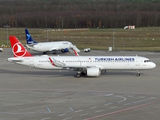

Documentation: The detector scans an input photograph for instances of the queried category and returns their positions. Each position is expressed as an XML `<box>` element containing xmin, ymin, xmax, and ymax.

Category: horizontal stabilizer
<box><xmin>8</xmin><ymin>57</ymin><xmax>23</xmax><ymax>62</ymax></box>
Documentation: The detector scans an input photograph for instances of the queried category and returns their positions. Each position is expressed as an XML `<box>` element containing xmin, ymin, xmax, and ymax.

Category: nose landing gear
<box><xmin>136</xmin><ymin>70</ymin><xmax>140</xmax><ymax>77</ymax></box>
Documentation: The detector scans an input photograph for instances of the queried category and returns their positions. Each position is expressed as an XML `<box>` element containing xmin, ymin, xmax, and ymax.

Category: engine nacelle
<box><xmin>61</xmin><ymin>48</ymin><xmax>69</xmax><ymax>53</ymax></box>
<box><xmin>87</xmin><ymin>67</ymin><xmax>101</xmax><ymax>77</ymax></box>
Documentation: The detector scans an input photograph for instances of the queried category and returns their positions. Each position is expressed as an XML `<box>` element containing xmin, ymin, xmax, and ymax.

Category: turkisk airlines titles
<box><xmin>25</xmin><ymin>28</ymin><xmax>80</xmax><ymax>54</ymax></box>
<box><xmin>8</xmin><ymin>36</ymin><xmax>156</xmax><ymax>78</ymax></box>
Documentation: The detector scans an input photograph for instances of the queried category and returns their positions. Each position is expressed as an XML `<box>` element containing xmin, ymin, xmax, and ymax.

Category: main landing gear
<box><xmin>76</xmin><ymin>71</ymin><xmax>86</xmax><ymax>78</ymax></box>
<box><xmin>61</xmin><ymin>49</ymin><xmax>65</xmax><ymax>53</ymax></box>
<box><xmin>76</xmin><ymin>73</ymin><xmax>81</xmax><ymax>78</ymax></box>
<box><xmin>43</xmin><ymin>52</ymin><xmax>47</xmax><ymax>54</ymax></box>
<box><xmin>136</xmin><ymin>70</ymin><xmax>140</xmax><ymax>77</ymax></box>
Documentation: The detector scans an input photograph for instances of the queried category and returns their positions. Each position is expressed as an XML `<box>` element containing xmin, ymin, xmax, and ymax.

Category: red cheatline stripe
<box><xmin>85</xmin><ymin>100</ymin><xmax>160</xmax><ymax>120</ymax></box>
<box><xmin>49</xmin><ymin>57</ymin><xmax>55</xmax><ymax>66</ymax></box>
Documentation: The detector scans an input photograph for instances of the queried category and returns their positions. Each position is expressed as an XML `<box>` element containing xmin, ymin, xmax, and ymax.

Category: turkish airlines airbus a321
<box><xmin>8</xmin><ymin>36</ymin><xmax>156</xmax><ymax>78</ymax></box>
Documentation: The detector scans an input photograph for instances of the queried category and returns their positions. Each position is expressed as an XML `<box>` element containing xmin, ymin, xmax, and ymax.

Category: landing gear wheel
<box><xmin>136</xmin><ymin>70</ymin><xmax>140</xmax><ymax>77</ymax></box>
<box><xmin>76</xmin><ymin>73</ymin><xmax>81</xmax><ymax>78</ymax></box>
<box><xmin>43</xmin><ymin>52</ymin><xmax>47</xmax><ymax>54</ymax></box>
<box><xmin>61</xmin><ymin>49</ymin><xmax>65</xmax><ymax>53</ymax></box>
<box><xmin>136</xmin><ymin>73</ymin><xmax>140</xmax><ymax>77</ymax></box>
<box><xmin>53</xmin><ymin>51</ymin><xmax>56</xmax><ymax>54</ymax></box>
<box><xmin>81</xmin><ymin>72</ymin><xmax>86</xmax><ymax>76</ymax></box>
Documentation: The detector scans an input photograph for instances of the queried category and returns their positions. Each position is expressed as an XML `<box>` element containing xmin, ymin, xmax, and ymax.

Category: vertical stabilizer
<box><xmin>9</xmin><ymin>36</ymin><xmax>32</xmax><ymax>57</ymax></box>
<box><xmin>25</xmin><ymin>28</ymin><xmax>37</xmax><ymax>44</ymax></box>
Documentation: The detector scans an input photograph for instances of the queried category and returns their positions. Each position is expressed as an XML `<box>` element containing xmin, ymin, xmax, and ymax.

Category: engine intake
<box><xmin>61</xmin><ymin>48</ymin><xmax>69</xmax><ymax>53</ymax></box>
<box><xmin>87</xmin><ymin>67</ymin><xmax>101</xmax><ymax>77</ymax></box>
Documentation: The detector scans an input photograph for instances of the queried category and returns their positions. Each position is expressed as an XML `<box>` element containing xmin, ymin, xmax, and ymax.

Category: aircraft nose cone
<box><xmin>151</xmin><ymin>62</ymin><xmax>156</xmax><ymax>68</ymax></box>
<box><xmin>153</xmin><ymin>62</ymin><xmax>156</xmax><ymax>68</ymax></box>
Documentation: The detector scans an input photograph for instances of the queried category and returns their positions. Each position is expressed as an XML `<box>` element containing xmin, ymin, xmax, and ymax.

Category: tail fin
<box><xmin>74</xmin><ymin>49</ymin><xmax>79</xmax><ymax>56</ymax></box>
<box><xmin>9</xmin><ymin>36</ymin><xmax>32</xmax><ymax>57</ymax></box>
<box><xmin>25</xmin><ymin>28</ymin><xmax>37</xmax><ymax>44</ymax></box>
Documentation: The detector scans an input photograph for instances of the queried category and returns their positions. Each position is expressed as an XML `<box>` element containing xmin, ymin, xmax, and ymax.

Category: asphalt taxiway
<box><xmin>0</xmin><ymin>48</ymin><xmax>160</xmax><ymax>120</ymax></box>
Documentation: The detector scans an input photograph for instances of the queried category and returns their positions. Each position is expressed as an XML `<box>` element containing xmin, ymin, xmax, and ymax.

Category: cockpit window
<box><xmin>144</xmin><ymin>60</ymin><xmax>151</xmax><ymax>62</ymax></box>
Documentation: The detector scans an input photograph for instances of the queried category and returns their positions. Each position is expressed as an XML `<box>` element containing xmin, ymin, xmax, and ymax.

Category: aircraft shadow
<box><xmin>0</xmin><ymin>69</ymin><xmax>144</xmax><ymax>78</ymax></box>
<box><xmin>0</xmin><ymin>68</ymin><xmax>76</xmax><ymax>77</ymax></box>
<box><xmin>102</xmin><ymin>71</ymin><xmax>144</xmax><ymax>76</ymax></box>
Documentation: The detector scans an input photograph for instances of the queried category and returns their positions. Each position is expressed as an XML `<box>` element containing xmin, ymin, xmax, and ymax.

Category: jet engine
<box><xmin>87</xmin><ymin>67</ymin><xmax>101</xmax><ymax>77</ymax></box>
<box><xmin>61</xmin><ymin>48</ymin><xmax>69</xmax><ymax>53</ymax></box>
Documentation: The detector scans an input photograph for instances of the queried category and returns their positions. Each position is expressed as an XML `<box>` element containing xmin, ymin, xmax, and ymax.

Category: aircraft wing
<box><xmin>26</xmin><ymin>44</ymin><xmax>34</xmax><ymax>46</ymax></box>
<box><xmin>49</xmin><ymin>57</ymin><xmax>98</xmax><ymax>70</ymax></box>
<box><xmin>74</xmin><ymin>49</ymin><xmax>79</xmax><ymax>56</ymax></box>
<box><xmin>63</xmin><ymin>66</ymin><xmax>87</xmax><ymax>69</ymax></box>
<box><xmin>62</xmin><ymin>64</ymin><xmax>104</xmax><ymax>71</ymax></box>
<box><xmin>62</xmin><ymin>66</ymin><xmax>97</xmax><ymax>71</ymax></box>
<box><xmin>49</xmin><ymin>48</ymin><xmax>59</xmax><ymax>51</ymax></box>
<box><xmin>8</xmin><ymin>58</ymin><xmax>23</xmax><ymax>62</ymax></box>
<box><xmin>70</xmin><ymin>45</ymin><xmax>80</xmax><ymax>52</ymax></box>
<box><xmin>49</xmin><ymin>57</ymin><xmax>65</xmax><ymax>67</ymax></box>
<box><xmin>26</xmin><ymin>44</ymin><xmax>35</xmax><ymax>49</ymax></box>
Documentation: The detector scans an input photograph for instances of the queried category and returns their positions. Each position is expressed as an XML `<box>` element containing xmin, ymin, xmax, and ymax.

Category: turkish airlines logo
<box><xmin>12</xmin><ymin>42</ymin><xmax>26</xmax><ymax>57</ymax></box>
<box><xmin>26</xmin><ymin>34</ymin><xmax>31</xmax><ymax>40</ymax></box>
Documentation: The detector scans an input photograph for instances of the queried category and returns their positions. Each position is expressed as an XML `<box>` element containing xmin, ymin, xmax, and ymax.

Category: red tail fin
<box><xmin>9</xmin><ymin>36</ymin><xmax>32</xmax><ymax>57</ymax></box>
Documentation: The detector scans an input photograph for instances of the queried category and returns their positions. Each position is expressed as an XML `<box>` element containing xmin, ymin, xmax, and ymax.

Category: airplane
<box><xmin>8</xmin><ymin>36</ymin><xmax>156</xmax><ymax>78</ymax></box>
<box><xmin>25</xmin><ymin>28</ymin><xmax>80</xmax><ymax>54</ymax></box>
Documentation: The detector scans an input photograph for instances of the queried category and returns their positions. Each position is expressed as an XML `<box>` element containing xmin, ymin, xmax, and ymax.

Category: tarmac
<box><xmin>0</xmin><ymin>48</ymin><xmax>160</xmax><ymax>120</ymax></box>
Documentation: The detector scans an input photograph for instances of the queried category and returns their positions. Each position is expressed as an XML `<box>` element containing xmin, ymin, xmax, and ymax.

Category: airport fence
<box><xmin>0</xmin><ymin>28</ymin><xmax>160</xmax><ymax>51</ymax></box>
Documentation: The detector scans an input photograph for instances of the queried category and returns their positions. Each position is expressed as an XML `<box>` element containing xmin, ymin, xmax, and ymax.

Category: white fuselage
<box><xmin>26</xmin><ymin>41</ymin><xmax>72</xmax><ymax>52</ymax></box>
<box><xmin>8</xmin><ymin>56</ymin><xmax>156</xmax><ymax>70</ymax></box>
